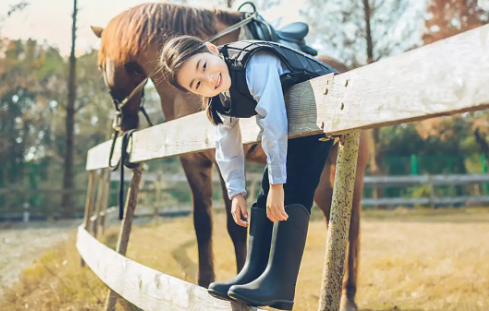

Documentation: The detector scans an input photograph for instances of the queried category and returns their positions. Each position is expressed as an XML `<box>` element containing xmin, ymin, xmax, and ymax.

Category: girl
<box><xmin>160</xmin><ymin>35</ymin><xmax>336</xmax><ymax>310</ymax></box>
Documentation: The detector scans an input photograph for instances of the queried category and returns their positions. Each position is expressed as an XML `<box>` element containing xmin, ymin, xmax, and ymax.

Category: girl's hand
<box><xmin>231</xmin><ymin>193</ymin><xmax>248</xmax><ymax>227</ymax></box>
<box><xmin>266</xmin><ymin>184</ymin><xmax>288</xmax><ymax>222</ymax></box>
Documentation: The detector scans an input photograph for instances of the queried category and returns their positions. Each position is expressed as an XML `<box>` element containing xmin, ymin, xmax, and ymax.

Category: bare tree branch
<box><xmin>7</xmin><ymin>1</ymin><xmax>30</xmax><ymax>17</ymax></box>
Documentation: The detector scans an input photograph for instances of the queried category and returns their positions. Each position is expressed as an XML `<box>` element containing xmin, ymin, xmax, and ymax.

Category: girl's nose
<box><xmin>205</xmin><ymin>73</ymin><xmax>215</xmax><ymax>85</ymax></box>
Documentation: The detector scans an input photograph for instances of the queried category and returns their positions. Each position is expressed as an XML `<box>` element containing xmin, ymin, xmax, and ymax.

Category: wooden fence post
<box><xmin>81</xmin><ymin>170</ymin><xmax>99</xmax><ymax>267</ymax></box>
<box><xmin>428</xmin><ymin>174</ymin><xmax>435</xmax><ymax>209</ymax></box>
<box><xmin>153</xmin><ymin>170</ymin><xmax>163</xmax><ymax>222</ymax></box>
<box><xmin>100</xmin><ymin>169</ymin><xmax>111</xmax><ymax>235</ymax></box>
<box><xmin>104</xmin><ymin>165</ymin><xmax>143</xmax><ymax>311</ymax></box>
<box><xmin>318</xmin><ymin>131</ymin><xmax>360</xmax><ymax>311</ymax></box>
<box><xmin>92</xmin><ymin>169</ymin><xmax>106</xmax><ymax>238</ymax></box>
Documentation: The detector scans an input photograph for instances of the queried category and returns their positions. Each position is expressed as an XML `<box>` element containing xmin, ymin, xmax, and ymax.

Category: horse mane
<box><xmin>98</xmin><ymin>2</ymin><xmax>243</xmax><ymax>67</ymax></box>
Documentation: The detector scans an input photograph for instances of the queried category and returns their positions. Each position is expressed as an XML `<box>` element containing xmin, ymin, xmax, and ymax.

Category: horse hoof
<box><xmin>340</xmin><ymin>296</ymin><xmax>358</xmax><ymax>311</ymax></box>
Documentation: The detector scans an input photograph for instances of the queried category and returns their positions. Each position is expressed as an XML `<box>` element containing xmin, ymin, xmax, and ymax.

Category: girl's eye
<box><xmin>203</xmin><ymin>63</ymin><xmax>207</xmax><ymax>71</ymax></box>
<box><xmin>196</xmin><ymin>81</ymin><xmax>201</xmax><ymax>89</ymax></box>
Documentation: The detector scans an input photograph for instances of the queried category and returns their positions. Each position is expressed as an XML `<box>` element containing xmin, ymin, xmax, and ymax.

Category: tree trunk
<box><xmin>475</xmin><ymin>129</ymin><xmax>489</xmax><ymax>158</ymax></box>
<box><xmin>363</xmin><ymin>0</ymin><xmax>374</xmax><ymax>64</ymax></box>
<box><xmin>363</xmin><ymin>0</ymin><xmax>384</xmax><ymax>206</ymax></box>
<box><xmin>61</xmin><ymin>0</ymin><xmax>77</xmax><ymax>218</ymax></box>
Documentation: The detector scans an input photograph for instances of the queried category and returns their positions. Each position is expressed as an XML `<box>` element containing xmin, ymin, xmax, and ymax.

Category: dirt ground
<box><xmin>0</xmin><ymin>220</ymin><xmax>78</xmax><ymax>298</ymax></box>
<box><xmin>1</xmin><ymin>208</ymin><xmax>489</xmax><ymax>311</ymax></box>
<box><xmin>124</xmin><ymin>208</ymin><xmax>489</xmax><ymax>311</ymax></box>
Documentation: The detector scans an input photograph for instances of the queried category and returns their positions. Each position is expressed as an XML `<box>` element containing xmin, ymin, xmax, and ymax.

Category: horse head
<box><xmin>91</xmin><ymin>25</ymin><xmax>148</xmax><ymax>131</ymax></box>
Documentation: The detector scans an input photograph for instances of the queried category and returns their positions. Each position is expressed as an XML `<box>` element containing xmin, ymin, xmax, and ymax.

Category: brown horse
<box><xmin>91</xmin><ymin>3</ymin><xmax>368</xmax><ymax>310</ymax></box>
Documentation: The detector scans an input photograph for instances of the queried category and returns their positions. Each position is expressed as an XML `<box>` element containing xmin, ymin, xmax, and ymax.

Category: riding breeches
<box><xmin>252</xmin><ymin>133</ymin><xmax>334</xmax><ymax>213</ymax></box>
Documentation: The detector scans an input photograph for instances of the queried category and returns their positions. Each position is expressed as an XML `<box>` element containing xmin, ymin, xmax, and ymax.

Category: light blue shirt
<box><xmin>215</xmin><ymin>51</ymin><xmax>290</xmax><ymax>199</ymax></box>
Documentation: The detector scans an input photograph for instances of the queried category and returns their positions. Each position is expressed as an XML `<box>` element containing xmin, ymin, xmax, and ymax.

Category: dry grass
<box><xmin>2</xmin><ymin>207</ymin><xmax>489</xmax><ymax>311</ymax></box>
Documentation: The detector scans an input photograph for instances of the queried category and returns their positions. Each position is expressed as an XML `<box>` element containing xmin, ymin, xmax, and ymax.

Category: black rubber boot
<box><xmin>228</xmin><ymin>204</ymin><xmax>310</xmax><ymax>310</ymax></box>
<box><xmin>207</xmin><ymin>206</ymin><xmax>273</xmax><ymax>301</ymax></box>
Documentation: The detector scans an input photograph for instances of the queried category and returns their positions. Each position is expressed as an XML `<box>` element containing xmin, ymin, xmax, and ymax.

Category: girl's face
<box><xmin>175</xmin><ymin>42</ymin><xmax>231</xmax><ymax>98</ymax></box>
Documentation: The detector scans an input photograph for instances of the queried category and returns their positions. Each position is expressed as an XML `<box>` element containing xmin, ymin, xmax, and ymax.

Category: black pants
<box><xmin>252</xmin><ymin>134</ymin><xmax>334</xmax><ymax>213</ymax></box>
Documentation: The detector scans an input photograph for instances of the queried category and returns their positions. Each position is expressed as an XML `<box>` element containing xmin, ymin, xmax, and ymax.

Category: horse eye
<box><xmin>124</xmin><ymin>62</ymin><xmax>144</xmax><ymax>75</ymax></box>
<box><xmin>196</xmin><ymin>81</ymin><xmax>201</xmax><ymax>89</ymax></box>
<box><xmin>203</xmin><ymin>63</ymin><xmax>206</xmax><ymax>71</ymax></box>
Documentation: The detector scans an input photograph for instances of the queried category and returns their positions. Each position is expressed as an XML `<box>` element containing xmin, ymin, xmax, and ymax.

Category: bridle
<box><xmin>106</xmin><ymin>67</ymin><xmax>156</xmax><ymax>133</ymax></box>
<box><xmin>104</xmin><ymin>66</ymin><xmax>157</xmax><ymax>219</ymax></box>
<box><xmin>107</xmin><ymin>2</ymin><xmax>260</xmax><ymax>219</ymax></box>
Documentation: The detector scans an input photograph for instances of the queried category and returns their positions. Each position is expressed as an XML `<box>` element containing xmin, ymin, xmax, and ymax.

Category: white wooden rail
<box><xmin>76</xmin><ymin>226</ymin><xmax>263</xmax><ymax>311</ymax></box>
<box><xmin>87</xmin><ymin>24</ymin><xmax>489</xmax><ymax>171</ymax></box>
<box><xmin>78</xmin><ymin>25</ymin><xmax>489</xmax><ymax>311</ymax></box>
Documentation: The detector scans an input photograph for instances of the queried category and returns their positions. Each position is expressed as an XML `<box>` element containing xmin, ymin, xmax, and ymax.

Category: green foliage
<box><xmin>0</xmin><ymin>38</ymin><xmax>113</xmax><ymax>216</ymax></box>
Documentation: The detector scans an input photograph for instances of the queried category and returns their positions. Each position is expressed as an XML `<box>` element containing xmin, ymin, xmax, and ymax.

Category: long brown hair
<box><xmin>160</xmin><ymin>35</ymin><xmax>223</xmax><ymax>125</ymax></box>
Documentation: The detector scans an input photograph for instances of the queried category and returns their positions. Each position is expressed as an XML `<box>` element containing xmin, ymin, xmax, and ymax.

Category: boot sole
<box><xmin>228</xmin><ymin>291</ymin><xmax>294</xmax><ymax>310</ymax></box>
<box><xmin>207</xmin><ymin>288</ymin><xmax>235</xmax><ymax>302</ymax></box>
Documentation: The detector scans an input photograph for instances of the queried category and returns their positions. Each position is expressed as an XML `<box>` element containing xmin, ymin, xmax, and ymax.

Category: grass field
<box><xmin>2</xmin><ymin>207</ymin><xmax>489</xmax><ymax>311</ymax></box>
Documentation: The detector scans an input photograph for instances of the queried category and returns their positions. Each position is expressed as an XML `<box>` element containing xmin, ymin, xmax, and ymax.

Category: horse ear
<box><xmin>91</xmin><ymin>26</ymin><xmax>104</xmax><ymax>38</ymax></box>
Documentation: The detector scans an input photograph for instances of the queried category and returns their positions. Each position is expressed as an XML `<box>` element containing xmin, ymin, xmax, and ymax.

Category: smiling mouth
<box><xmin>215</xmin><ymin>73</ymin><xmax>222</xmax><ymax>89</ymax></box>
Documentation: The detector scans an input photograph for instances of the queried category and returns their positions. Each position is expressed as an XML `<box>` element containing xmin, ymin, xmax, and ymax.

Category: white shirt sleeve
<box><xmin>215</xmin><ymin>115</ymin><xmax>247</xmax><ymax>199</ymax></box>
<box><xmin>246</xmin><ymin>52</ymin><xmax>288</xmax><ymax>185</ymax></box>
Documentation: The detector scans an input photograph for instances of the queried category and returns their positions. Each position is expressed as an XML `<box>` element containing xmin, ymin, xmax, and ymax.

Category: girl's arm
<box><xmin>215</xmin><ymin>115</ymin><xmax>247</xmax><ymax>200</ymax></box>
<box><xmin>246</xmin><ymin>52</ymin><xmax>289</xmax><ymax>222</ymax></box>
<box><xmin>246</xmin><ymin>52</ymin><xmax>288</xmax><ymax>186</ymax></box>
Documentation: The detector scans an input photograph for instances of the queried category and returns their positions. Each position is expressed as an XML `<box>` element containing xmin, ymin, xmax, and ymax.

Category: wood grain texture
<box><xmin>317</xmin><ymin>25</ymin><xmax>489</xmax><ymax>134</ymax></box>
<box><xmin>318</xmin><ymin>132</ymin><xmax>360</xmax><ymax>311</ymax></box>
<box><xmin>86</xmin><ymin>25</ymin><xmax>489</xmax><ymax>171</ymax></box>
<box><xmin>77</xmin><ymin>225</ymin><xmax>265</xmax><ymax>311</ymax></box>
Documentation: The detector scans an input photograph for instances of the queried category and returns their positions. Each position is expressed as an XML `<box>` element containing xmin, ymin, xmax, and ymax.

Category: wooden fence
<box><xmin>77</xmin><ymin>25</ymin><xmax>489</xmax><ymax>311</ymax></box>
<box><xmin>1</xmin><ymin>172</ymin><xmax>487</xmax><ymax>221</ymax></box>
<box><xmin>116</xmin><ymin>172</ymin><xmax>489</xmax><ymax>209</ymax></box>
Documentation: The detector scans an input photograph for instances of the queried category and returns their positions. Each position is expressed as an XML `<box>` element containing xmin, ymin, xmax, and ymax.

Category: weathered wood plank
<box><xmin>317</xmin><ymin>25</ymin><xmax>489</xmax><ymax>134</ymax></box>
<box><xmin>86</xmin><ymin>25</ymin><xmax>489</xmax><ymax>171</ymax></box>
<box><xmin>77</xmin><ymin>225</ymin><xmax>265</xmax><ymax>311</ymax></box>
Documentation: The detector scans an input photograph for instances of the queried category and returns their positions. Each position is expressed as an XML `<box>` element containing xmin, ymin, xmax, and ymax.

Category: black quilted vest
<box><xmin>210</xmin><ymin>40</ymin><xmax>337</xmax><ymax>118</ymax></box>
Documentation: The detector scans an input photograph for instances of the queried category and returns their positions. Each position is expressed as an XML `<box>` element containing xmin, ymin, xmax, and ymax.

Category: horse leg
<box><xmin>314</xmin><ymin>153</ymin><xmax>334</xmax><ymax>225</ymax></box>
<box><xmin>215</xmin><ymin>165</ymin><xmax>247</xmax><ymax>273</ymax></box>
<box><xmin>340</xmin><ymin>173</ymin><xmax>362</xmax><ymax>311</ymax></box>
<box><xmin>315</xmin><ymin>137</ymin><xmax>339</xmax><ymax>224</ymax></box>
<box><xmin>179</xmin><ymin>153</ymin><xmax>215</xmax><ymax>287</ymax></box>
